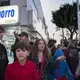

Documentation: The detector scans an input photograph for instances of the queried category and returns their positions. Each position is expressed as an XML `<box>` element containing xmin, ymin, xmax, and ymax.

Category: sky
<box><xmin>40</xmin><ymin>0</ymin><xmax>77</xmax><ymax>44</ymax></box>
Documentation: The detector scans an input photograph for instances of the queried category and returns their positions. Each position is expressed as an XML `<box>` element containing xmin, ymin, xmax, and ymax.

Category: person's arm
<box><xmin>32</xmin><ymin>63</ymin><xmax>40</xmax><ymax>80</ymax></box>
<box><xmin>65</xmin><ymin>63</ymin><xmax>74</xmax><ymax>80</ymax></box>
<box><xmin>4</xmin><ymin>47</ymin><xmax>9</xmax><ymax>64</ymax></box>
<box><xmin>45</xmin><ymin>51</ymin><xmax>66</xmax><ymax>72</ymax></box>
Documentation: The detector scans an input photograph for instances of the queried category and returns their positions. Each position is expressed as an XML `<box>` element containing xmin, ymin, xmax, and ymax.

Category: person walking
<box><xmin>49</xmin><ymin>49</ymin><xmax>74</xmax><ymax>80</ymax></box>
<box><xmin>29</xmin><ymin>39</ymin><xmax>66</xmax><ymax>80</ymax></box>
<box><xmin>11</xmin><ymin>32</ymin><xmax>29</xmax><ymax>62</ymax></box>
<box><xmin>61</xmin><ymin>40</ymin><xmax>71</xmax><ymax>70</ymax></box>
<box><xmin>0</xmin><ymin>26</ymin><xmax>9</xmax><ymax>80</ymax></box>
<box><xmin>48</xmin><ymin>39</ymin><xmax>57</xmax><ymax>57</ymax></box>
<box><xmin>5</xmin><ymin>41</ymin><xmax>39</xmax><ymax>80</ymax></box>
<box><xmin>30</xmin><ymin>39</ymin><xmax>51</xmax><ymax>80</ymax></box>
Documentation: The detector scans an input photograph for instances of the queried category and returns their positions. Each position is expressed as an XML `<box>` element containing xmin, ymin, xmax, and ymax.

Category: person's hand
<box><xmin>56</xmin><ymin>56</ymin><xmax>66</xmax><ymax>61</ymax></box>
<box><xmin>75</xmin><ymin>72</ymin><xmax>80</xmax><ymax>78</ymax></box>
<box><xmin>14</xmin><ymin>31</ymin><xmax>19</xmax><ymax>38</ymax></box>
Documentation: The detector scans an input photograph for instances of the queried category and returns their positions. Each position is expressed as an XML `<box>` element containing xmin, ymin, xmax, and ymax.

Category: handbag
<box><xmin>45</xmin><ymin>57</ymin><xmax>59</xmax><ymax>72</ymax></box>
<box><xmin>41</xmin><ymin>68</ymin><xmax>51</xmax><ymax>80</ymax></box>
<box><xmin>41</xmin><ymin>57</ymin><xmax>59</xmax><ymax>80</ymax></box>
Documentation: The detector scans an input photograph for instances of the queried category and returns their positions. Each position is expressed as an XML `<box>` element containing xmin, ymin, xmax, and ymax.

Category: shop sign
<box><xmin>0</xmin><ymin>5</ymin><xmax>19</xmax><ymax>25</ymax></box>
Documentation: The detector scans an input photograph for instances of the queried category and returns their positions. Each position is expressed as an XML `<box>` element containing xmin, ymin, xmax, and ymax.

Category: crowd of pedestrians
<box><xmin>0</xmin><ymin>25</ymin><xmax>80</xmax><ymax>80</ymax></box>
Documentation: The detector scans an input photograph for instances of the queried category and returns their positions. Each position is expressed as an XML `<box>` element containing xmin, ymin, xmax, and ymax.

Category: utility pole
<box><xmin>77</xmin><ymin>0</ymin><xmax>80</xmax><ymax>40</ymax></box>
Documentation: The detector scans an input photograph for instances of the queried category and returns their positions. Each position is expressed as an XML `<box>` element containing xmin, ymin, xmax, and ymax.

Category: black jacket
<box><xmin>29</xmin><ymin>55</ymin><xmax>59</xmax><ymax>80</ymax></box>
<box><xmin>0</xmin><ymin>43</ymin><xmax>8</xmax><ymax>80</ymax></box>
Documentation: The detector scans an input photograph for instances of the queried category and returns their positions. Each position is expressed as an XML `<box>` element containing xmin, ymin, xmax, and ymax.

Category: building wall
<box><xmin>32</xmin><ymin>0</ymin><xmax>44</xmax><ymax>21</ymax></box>
<box><xmin>27</xmin><ymin>0</ymin><xmax>47</xmax><ymax>40</ymax></box>
<box><xmin>10</xmin><ymin>0</ymin><xmax>28</xmax><ymax>26</ymax></box>
<box><xmin>10</xmin><ymin>0</ymin><xmax>27</xmax><ymax>7</ymax></box>
<box><xmin>10</xmin><ymin>0</ymin><xmax>47</xmax><ymax>40</ymax></box>
<box><xmin>0</xmin><ymin>0</ymin><xmax>47</xmax><ymax>46</ymax></box>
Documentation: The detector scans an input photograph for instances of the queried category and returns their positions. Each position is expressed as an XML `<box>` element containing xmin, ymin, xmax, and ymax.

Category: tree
<box><xmin>52</xmin><ymin>3</ymin><xmax>77</xmax><ymax>40</ymax></box>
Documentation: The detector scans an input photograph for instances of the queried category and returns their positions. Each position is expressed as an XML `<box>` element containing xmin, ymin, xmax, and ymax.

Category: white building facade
<box><xmin>0</xmin><ymin>0</ymin><xmax>48</xmax><ymax>47</ymax></box>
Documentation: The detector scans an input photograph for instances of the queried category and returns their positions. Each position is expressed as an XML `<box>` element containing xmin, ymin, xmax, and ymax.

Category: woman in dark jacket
<box><xmin>30</xmin><ymin>39</ymin><xmax>51</xmax><ymax>79</ymax></box>
<box><xmin>29</xmin><ymin>39</ymin><xmax>66</xmax><ymax>80</ymax></box>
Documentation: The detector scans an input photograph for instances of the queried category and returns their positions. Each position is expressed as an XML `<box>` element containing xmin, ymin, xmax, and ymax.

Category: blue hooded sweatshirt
<box><xmin>49</xmin><ymin>49</ymin><xmax>74</xmax><ymax>80</ymax></box>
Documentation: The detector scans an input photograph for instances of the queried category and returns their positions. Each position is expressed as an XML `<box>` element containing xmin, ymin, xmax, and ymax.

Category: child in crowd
<box><xmin>5</xmin><ymin>41</ymin><xmax>39</xmax><ymax>80</ymax></box>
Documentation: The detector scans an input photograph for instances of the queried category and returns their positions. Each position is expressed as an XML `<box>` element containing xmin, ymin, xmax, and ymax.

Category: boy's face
<box><xmin>16</xmin><ymin>48</ymin><xmax>29</xmax><ymax>61</ymax></box>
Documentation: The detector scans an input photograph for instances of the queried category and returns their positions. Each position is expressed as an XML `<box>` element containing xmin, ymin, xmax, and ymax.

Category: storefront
<box><xmin>0</xmin><ymin>4</ymin><xmax>45</xmax><ymax>48</ymax></box>
<box><xmin>0</xmin><ymin>5</ymin><xmax>19</xmax><ymax>48</ymax></box>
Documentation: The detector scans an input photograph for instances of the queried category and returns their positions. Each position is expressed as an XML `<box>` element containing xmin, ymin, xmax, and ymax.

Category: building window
<box><xmin>0</xmin><ymin>0</ymin><xmax>10</xmax><ymax>6</ymax></box>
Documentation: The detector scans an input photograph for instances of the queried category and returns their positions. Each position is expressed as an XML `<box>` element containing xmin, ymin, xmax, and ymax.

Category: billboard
<box><xmin>0</xmin><ymin>5</ymin><xmax>19</xmax><ymax>25</ymax></box>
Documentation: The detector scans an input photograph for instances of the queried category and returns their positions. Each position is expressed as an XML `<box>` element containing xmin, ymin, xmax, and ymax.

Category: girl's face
<box><xmin>16</xmin><ymin>48</ymin><xmax>29</xmax><ymax>61</ymax></box>
<box><xmin>38</xmin><ymin>40</ymin><xmax>45</xmax><ymax>51</ymax></box>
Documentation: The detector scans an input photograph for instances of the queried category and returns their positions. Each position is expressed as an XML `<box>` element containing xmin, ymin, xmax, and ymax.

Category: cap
<box><xmin>48</xmin><ymin>39</ymin><xmax>57</xmax><ymax>44</ymax></box>
<box><xmin>19</xmin><ymin>32</ymin><xmax>28</xmax><ymax>38</ymax></box>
